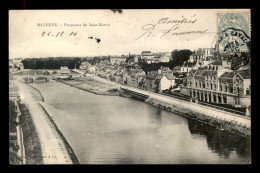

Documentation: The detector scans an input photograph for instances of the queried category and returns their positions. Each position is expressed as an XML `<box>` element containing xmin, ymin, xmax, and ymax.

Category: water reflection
<box><xmin>32</xmin><ymin>81</ymin><xmax>251</xmax><ymax>164</ymax></box>
<box><xmin>187</xmin><ymin>119</ymin><xmax>251</xmax><ymax>159</ymax></box>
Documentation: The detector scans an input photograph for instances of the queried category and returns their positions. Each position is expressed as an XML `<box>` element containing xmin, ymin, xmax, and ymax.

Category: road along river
<box><xmin>25</xmin><ymin>80</ymin><xmax>251</xmax><ymax>164</ymax></box>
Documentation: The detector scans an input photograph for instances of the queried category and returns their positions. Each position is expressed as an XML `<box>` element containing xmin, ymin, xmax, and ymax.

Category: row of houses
<box><xmin>105</xmin><ymin>51</ymin><xmax>171</xmax><ymax>65</ymax></box>
<box><xmin>94</xmin><ymin>47</ymin><xmax>251</xmax><ymax>109</ymax></box>
<box><xmin>95</xmin><ymin>64</ymin><xmax>178</xmax><ymax>93</ymax></box>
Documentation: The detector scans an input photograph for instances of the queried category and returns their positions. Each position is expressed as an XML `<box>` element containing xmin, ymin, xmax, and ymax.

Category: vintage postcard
<box><xmin>9</xmin><ymin>9</ymin><xmax>251</xmax><ymax>164</ymax></box>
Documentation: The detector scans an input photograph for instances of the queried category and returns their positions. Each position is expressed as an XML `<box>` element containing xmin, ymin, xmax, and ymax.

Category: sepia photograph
<box><xmin>9</xmin><ymin>9</ymin><xmax>251</xmax><ymax>164</ymax></box>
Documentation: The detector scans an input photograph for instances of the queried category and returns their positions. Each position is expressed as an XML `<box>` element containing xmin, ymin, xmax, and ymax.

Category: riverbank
<box><xmin>39</xmin><ymin>104</ymin><xmax>80</xmax><ymax>164</ymax></box>
<box><xmin>145</xmin><ymin>97</ymin><xmax>251</xmax><ymax>137</ymax></box>
<box><xmin>56</xmin><ymin>77</ymin><xmax>119</xmax><ymax>96</ymax></box>
<box><xmin>16</xmin><ymin>79</ymin><xmax>76</xmax><ymax>164</ymax></box>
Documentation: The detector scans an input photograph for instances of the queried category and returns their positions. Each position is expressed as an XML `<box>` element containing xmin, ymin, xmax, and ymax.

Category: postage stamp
<box><xmin>216</xmin><ymin>11</ymin><xmax>251</xmax><ymax>70</ymax></box>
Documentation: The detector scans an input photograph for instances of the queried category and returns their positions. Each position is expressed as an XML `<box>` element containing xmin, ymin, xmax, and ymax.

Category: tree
<box><xmin>168</xmin><ymin>49</ymin><xmax>193</xmax><ymax>69</ymax></box>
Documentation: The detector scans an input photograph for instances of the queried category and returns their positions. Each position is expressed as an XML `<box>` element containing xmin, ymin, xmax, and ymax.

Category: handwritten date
<box><xmin>42</xmin><ymin>31</ymin><xmax>77</xmax><ymax>37</ymax></box>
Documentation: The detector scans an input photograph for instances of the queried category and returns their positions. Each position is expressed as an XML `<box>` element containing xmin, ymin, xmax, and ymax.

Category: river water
<box><xmin>31</xmin><ymin>81</ymin><xmax>251</xmax><ymax>164</ymax></box>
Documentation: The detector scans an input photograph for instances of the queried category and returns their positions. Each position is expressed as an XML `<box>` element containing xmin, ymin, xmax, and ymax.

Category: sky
<box><xmin>9</xmin><ymin>9</ymin><xmax>250</xmax><ymax>59</ymax></box>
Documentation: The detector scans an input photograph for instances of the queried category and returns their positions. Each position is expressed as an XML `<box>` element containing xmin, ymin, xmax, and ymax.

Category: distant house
<box><xmin>109</xmin><ymin>56</ymin><xmax>127</xmax><ymax>65</ymax></box>
<box><xmin>145</xmin><ymin>72</ymin><xmax>158</xmax><ymax>92</ymax></box>
<box><xmin>172</xmin><ymin>66</ymin><xmax>182</xmax><ymax>73</ymax></box>
<box><xmin>158</xmin><ymin>52</ymin><xmax>171</xmax><ymax>63</ymax></box>
<box><xmin>61</xmin><ymin>66</ymin><xmax>69</xmax><ymax>70</ymax></box>
<box><xmin>181</xmin><ymin>62</ymin><xmax>196</xmax><ymax>73</ymax></box>
<box><xmin>188</xmin><ymin>48</ymin><xmax>216</xmax><ymax>64</ymax></box>
<box><xmin>234</xmin><ymin>70</ymin><xmax>251</xmax><ymax>106</ymax></box>
<box><xmin>138</xmin><ymin>76</ymin><xmax>146</xmax><ymax>89</ymax></box>
<box><xmin>133</xmin><ymin>55</ymin><xmax>139</xmax><ymax>63</ymax></box>
<box><xmin>158</xmin><ymin>66</ymin><xmax>172</xmax><ymax>75</ymax></box>
<box><xmin>141</xmin><ymin>51</ymin><xmax>154</xmax><ymax>60</ymax></box>
<box><xmin>115</xmin><ymin>70</ymin><xmax>125</xmax><ymax>84</ymax></box>
<box><xmin>155</xmin><ymin>73</ymin><xmax>175</xmax><ymax>93</ymax></box>
<box><xmin>79</xmin><ymin>62</ymin><xmax>89</xmax><ymax>70</ymax></box>
<box><xmin>57</xmin><ymin>66</ymin><xmax>71</xmax><ymax>79</ymax></box>
<box><xmin>160</xmin><ymin>56</ymin><xmax>170</xmax><ymax>63</ymax></box>
<box><xmin>86</xmin><ymin>65</ymin><xmax>96</xmax><ymax>74</ymax></box>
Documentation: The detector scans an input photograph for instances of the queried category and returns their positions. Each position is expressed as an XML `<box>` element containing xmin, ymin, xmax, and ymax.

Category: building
<box><xmin>57</xmin><ymin>66</ymin><xmax>71</xmax><ymax>79</ymax></box>
<box><xmin>141</xmin><ymin>51</ymin><xmax>154</xmax><ymax>60</ymax></box>
<box><xmin>188</xmin><ymin>48</ymin><xmax>216</xmax><ymax>64</ymax></box>
<box><xmin>133</xmin><ymin>55</ymin><xmax>139</xmax><ymax>63</ymax></box>
<box><xmin>160</xmin><ymin>56</ymin><xmax>170</xmax><ymax>63</ymax></box>
<box><xmin>109</xmin><ymin>56</ymin><xmax>127</xmax><ymax>65</ymax></box>
<box><xmin>79</xmin><ymin>62</ymin><xmax>89</xmax><ymax>70</ymax></box>
<box><xmin>157</xmin><ymin>66</ymin><xmax>172</xmax><ymax>75</ymax></box>
<box><xmin>182</xmin><ymin>63</ymin><xmax>250</xmax><ymax>109</ymax></box>
<box><xmin>86</xmin><ymin>65</ymin><xmax>96</xmax><ymax>74</ymax></box>
<box><xmin>233</xmin><ymin>70</ymin><xmax>251</xmax><ymax>106</ymax></box>
<box><xmin>172</xmin><ymin>66</ymin><xmax>182</xmax><ymax>73</ymax></box>
<box><xmin>150</xmin><ymin>52</ymin><xmax>171</xmax><ymax>63</ymax></box>
<box><xmin>180</xmin><ymin>62</ymin><xmax>196</xmax><ymax>73</ymax></box>
<box><xmin>144</xmin><ymin>72</ymin><xmax>158</xmax><ymax>92</ymax></box>
<box><xmin>159</xmin><ymin>52</ymin><xmax>171</xmax><ymax>63</ymax></box>
<box><xmin>155</xmin><ymin>73</ymin><xmax>175</xmax><ymax>93</ymax></box>
<box><xmin>115</xmin><ymin>70</ymin><xmax>125</xmax><ymax>84</ymax></box>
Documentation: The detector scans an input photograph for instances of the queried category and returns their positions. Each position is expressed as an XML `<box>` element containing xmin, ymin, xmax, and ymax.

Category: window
<box><xmin>219</xmin><ymin>85</ymin><xmax>222</xmax><ymax>91</ymax></box>
<box><xmin>246</xmin><ymin>88</ymin><xmax>250</xmax><ymax>95</ymax></box>
<box><xmin>210</xmin><ymin>83</ymin><xmax>213</xmax><ymax>90</ymax></box>
<box><xmin>230</xmin><ymin>87</ymin><xmax>233</xmax><ymax>93</ymax></box>
<box><xmin>214</xmin><ymin>84</ymin><xmax>216</xmax><ymax>89</ymax></box>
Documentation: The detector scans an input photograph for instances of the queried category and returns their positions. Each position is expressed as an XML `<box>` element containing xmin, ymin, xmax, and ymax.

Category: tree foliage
<box><xmin>21</xmin><ymin>57</ymin><xmax>81</xmax><ymax>69</ymax></box>
<box><xmin>168</xmin><ymin>49</ymin><xmax>193</xmax><ymax>69</ymax></box>
<box><xmin>139</xmin><ymin>62</ymin><xmax>169</xmax><ymax>74</ymax></box>
<box><xmin>9</xmin><ymin>100</ymin><xmax>17</xmax><ymax>132</ymax></box>
<box><xmin>82</xmin><ymin>56</ymin><xmax>110</xmax><ymax>65</ymax></box>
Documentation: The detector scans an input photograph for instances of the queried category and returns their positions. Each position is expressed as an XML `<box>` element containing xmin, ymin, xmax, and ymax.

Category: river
<box><xmin>30</xmin><ymin>80</ymin><xmax>251</xmax><ymax>164</ymax></box>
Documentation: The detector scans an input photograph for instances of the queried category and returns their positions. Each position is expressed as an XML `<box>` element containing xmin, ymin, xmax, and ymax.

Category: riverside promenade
<box><xmin>90</xmin><ymin>74</ymin><xmax>251</xmax><ymax>128</ymax></box>
<box><xmin>16</xmin><ymin>80</ymin><xmax>73</xmax><ymax>164</ymax></box>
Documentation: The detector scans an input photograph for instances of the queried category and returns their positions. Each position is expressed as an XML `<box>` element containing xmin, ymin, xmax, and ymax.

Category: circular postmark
<box><xmin>216</xmin><ymin>12</ymin><xmax>251</xmax><ymax>70</ymax></box>
<box><xmin>217</xmin><ymin>28</ymin><xmax>251</xmax><ymax>70</ymax></box>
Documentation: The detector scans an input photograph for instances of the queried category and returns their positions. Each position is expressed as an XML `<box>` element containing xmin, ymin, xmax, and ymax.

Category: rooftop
<box><xmin>165</xmin><ymin>73</ymin><xmax>175</xmax><ymax>80</ymax></box>
<box><xmin>141</xmin><ymin>51</ymin><xmax>153</xmax><ymax>56</ymax></box>
<box><xmin>209</xmin><ymin>60</ymin><xmax>222</xmax><ymax>66</ymax></box>
<box><xmin>219</xmin><ymin>72</ymin><xmax>235</xmax><ymax>79</ymax></box>
<box><xmin>173</xmin><ymin>66</ymin><xmax>182</xmax><ymax>70</ymax></box>
<box><xmin>237</xmin><ymin>70</ymin><xmax>250</xmax><ymax>79</ymax></box>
